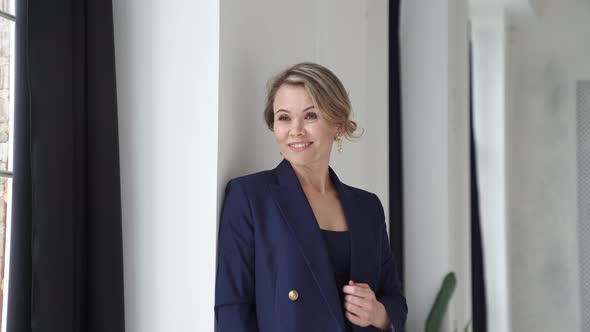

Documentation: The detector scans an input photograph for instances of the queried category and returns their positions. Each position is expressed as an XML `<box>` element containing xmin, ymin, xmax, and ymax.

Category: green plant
<box><xmin>454</xmin><ymin>318</ymin><xmax>472</xmax><ymax>332</ymax></box>
<box><xmin>425</xmin><ymin>272</ymin><xmax>457</xmax><ymax>332</ymax></box>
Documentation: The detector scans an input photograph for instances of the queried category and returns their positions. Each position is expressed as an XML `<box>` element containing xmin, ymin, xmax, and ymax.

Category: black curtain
<box><xmin>8</xmin><ymin>0</ymin><xmax>125</xmax><ymax>331</ymax></box>
<box><xmin>469</xmin><ymin>42</ymin><xmax>488</xmax><ymax>332</ymax></box>
<box><xmin>389</xmin><ymin>0</ymin><xmax>405</xmax><ymax>288</ymax></box>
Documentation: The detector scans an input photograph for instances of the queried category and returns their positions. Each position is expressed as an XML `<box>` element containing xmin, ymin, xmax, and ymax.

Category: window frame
<box><xmin>0</xmin><ymin>6</ymin><xmax>15</xmax><ymax>332</ymax></box>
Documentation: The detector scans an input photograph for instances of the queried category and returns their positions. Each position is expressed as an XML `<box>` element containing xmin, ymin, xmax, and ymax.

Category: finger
<box><xmin>354</xmin><ymin>285</ymin><xmax>376</xmax><ymax>300</ymax></box>
<box><xmin>345</xmin><ymin>311</ymin><xmax>363</xmax><ymax>326</ymax></box>
<box><xmin>347</xmin><ymin>295</ymin><xmax>378</xmax><ymax>317</ymax></box>
<box><xmin>344</xmin><ymin>294</ymin><xmax>368</xmax><ymax>307</ymax></box>
<box><xmin>348</xmin><ymin>280</ymin><xmax>371</xmax><ymax>290</ymax></box>
<box><xmin>344</xmin><ymin>301</ymin><xmax>366</xmax><ymax>318</ymax></box>
<box><xmin>343</xmin><ymin>285</ymin><xmax>372</xmax><ymax>298</ymax></box>
<box><xmin>344</xmin><ymin>305</ymin><xmax>370</xmax><ymax>327</ymax></box>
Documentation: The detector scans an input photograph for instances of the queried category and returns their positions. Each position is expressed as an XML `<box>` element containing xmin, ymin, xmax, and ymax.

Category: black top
<box><xmin>320</xmin><ymin>229</ymin><xmax>354</xmax><ymax>332</ymax></box>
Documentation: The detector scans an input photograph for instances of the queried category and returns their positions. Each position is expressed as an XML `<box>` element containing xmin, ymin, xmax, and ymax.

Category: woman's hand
<box><xmin>342</xmin><ymin>280</ymin><xmax>391</xmax><ymax>330</ymax></box>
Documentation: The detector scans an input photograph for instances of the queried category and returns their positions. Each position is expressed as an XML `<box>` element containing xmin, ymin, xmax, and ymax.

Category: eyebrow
<box><xmin>275</xmin><ymin>105</ymin><xmax>315</xmax><ymax>114</ymax></box>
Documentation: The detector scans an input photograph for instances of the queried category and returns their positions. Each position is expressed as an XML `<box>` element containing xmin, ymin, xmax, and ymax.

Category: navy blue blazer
<box><xmin>215</xmin><ymin>159</ymin><xmax>407</xmax><ymax>331</ymax></box>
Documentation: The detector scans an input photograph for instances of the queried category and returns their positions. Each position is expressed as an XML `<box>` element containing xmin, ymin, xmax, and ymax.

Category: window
<box><xmin>0</xmin><ymin>1</ymin><xmax>14</xmax><ymax>331</ymax></box>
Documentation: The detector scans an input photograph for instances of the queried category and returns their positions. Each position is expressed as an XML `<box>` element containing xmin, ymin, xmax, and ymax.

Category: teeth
<box><xmin>291</xmin><ymin>143</ymin><xmax>309</xmax><ymax>148</ymax></box>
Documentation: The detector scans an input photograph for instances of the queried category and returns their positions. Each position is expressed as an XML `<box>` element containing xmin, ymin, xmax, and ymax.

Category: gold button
<box><xmin>288</xmin><ymin>290</ymin><xmax>299</xmax><ymax>301</ymax></box>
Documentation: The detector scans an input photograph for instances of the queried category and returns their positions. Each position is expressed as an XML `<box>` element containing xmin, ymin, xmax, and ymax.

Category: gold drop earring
<box><xmin>335</xmin><ymin>134</ymin><xmax>343</xmax><ymax>153</ymax></box>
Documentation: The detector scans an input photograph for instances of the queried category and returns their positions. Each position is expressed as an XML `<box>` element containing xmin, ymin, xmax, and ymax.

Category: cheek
<box><xmin>273</xmin><ymin>126</ymin><xmax>287</xmax><ymax>142</ymax></box>
<box><xmin>311</xmin><ymin>124</ymin><xmax>336</xmax><ymax>142</ymax></box>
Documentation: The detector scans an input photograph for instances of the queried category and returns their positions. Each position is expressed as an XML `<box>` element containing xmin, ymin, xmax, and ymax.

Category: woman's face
<box><xmin>273</xmin><ymin>84</ymin><xmax>339</xmax><ymax>168</ymax></box>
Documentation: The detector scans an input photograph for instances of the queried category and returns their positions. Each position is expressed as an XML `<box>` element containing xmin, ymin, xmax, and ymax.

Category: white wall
<box><xmin>218</xmin><ymin>0</ymin><xmax>390</xmax><ymax>220</ymax></box>
<box><xmin>470</xmin><ymin>1</ymin><xmax>590</xmax><ymax>330</ymax></box>
<box><xmin>400</xmin><ymin>1</ymin><xmax>472</xmax><ymax>331</ymax></box>
<box><xmin>114</xmin><ymin>0</ymin><xmax>389</xmax><ymax>331</ymax></box>
<box><xmin>113</xmin><ymin>1</ymin><xmax>219</xmax><ymax>331</ymax></box>
<box><xmin>505</xmin><ymin>2</ymin><xmax>590</xmax><ymax>330</ymax></box>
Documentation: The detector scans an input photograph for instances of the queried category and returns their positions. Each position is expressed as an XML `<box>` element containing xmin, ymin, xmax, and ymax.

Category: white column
<box><xmin>400</xmin><ymin>0</ymin><xmax>472</xmax><ymax>331</ymax></box>
<box><xmin>470</xmin><ymin>8</ymin><xmax>510</xmax><ymax>332</ymax></box>
<box><xmin>113</xmin><ymin>0</ymin><xmax>219</xmax><ymax>331</ymax></box>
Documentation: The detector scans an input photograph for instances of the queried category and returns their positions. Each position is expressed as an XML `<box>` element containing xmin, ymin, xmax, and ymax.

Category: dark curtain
<box><xmin>389</xmin><ymin>0</ymin><xmax>405</xmax><ymax>288</ymax></box>
<box><xmin>8</xmin><ymin>0</ymin><xmax>125</xmax><ymax>331</ymax></box>
<box><xmin>469</xmin><ymin>41</ymin><xmax>488</xmax><ymax>332</ymax></box>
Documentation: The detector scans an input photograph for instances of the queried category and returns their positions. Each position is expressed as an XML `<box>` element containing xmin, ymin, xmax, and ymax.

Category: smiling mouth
<box><xmin>288</xmin><ymin>142</ymin><xmax>313</xmax><ymax>151</ymax></box>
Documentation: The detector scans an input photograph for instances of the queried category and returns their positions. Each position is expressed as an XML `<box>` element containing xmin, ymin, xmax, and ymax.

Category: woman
<box><xmin>214</xmin><ymin>63</ymin><xmax>407</xmax><ymax>331</ymax></box>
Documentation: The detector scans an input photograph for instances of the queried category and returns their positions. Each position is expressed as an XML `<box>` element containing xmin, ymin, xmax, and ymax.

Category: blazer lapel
<box><xmin>329</xmin><ymin>168</ymin><xmax>375</xmax><ymax>287</ymax></box>
<box><xmin>270</xmin><ymin>159</ymin><xmax>347</xmax><ymax>332</ymax></box>
<box><xmin>330</xmin><ymin>168</ymin><xmax>380</xmax><ymax>332</ymax></box>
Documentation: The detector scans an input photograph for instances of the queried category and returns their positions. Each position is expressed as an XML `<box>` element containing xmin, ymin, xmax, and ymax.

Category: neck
<box><xmin>290</xmin><ymin>160</ymin><xmax>333</xmax><ymax>194</ymax></box>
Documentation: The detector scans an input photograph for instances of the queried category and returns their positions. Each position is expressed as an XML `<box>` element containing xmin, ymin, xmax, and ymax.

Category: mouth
<box><xmin>288</xmin><ymin>142</ymin><xmax>313</xmax><ymax>152</ymax></box>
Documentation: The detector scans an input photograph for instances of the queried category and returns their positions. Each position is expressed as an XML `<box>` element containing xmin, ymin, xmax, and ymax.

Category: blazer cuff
<box><xmin>378</xmin><ymin>295</ymin><xmax>407</xmax><ymax>332</ymax></box>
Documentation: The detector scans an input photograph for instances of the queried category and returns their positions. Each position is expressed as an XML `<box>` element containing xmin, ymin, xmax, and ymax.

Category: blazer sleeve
<box><xmin>373</xmin><ymin>194</ymin><xmax>408</xmax><ymax>331</ymax></box>
<box><xmin>214</xmin><ymin>179</ymin><xmax>259</xmax><ymax>331</ymax></box>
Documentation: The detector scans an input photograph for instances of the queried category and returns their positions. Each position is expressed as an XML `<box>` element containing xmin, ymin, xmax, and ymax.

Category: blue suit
<box><xmin>215</xmin><ymin>159</ymin><xmax>407</xmax><ymax>331</ymax></box>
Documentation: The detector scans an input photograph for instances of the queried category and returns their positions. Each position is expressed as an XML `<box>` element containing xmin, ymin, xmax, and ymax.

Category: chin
<box><xmin>284</xmin><ymin>154</ymin><xmax>324</xmax><ymax>168</ymax></box>
<box><xmin>283</xmin><ymin>154</ymin><xmax>305</xmax><ymax>165</ymax></box>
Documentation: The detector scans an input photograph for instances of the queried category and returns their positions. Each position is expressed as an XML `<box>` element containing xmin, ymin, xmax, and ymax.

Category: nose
<box><xmin>289</xmin><ymin>119</ymin><xmax>305</xmax><ymax>137</ymax></box>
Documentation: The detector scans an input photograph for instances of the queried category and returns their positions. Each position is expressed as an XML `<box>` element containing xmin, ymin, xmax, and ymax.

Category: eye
<box><xmin>305</xmin><ymin>112</ymin><xmax>318</xmax><ymax>120</ymax></box>
<box><xmin>277</xmin><ymin>114</ymin><xmax>290</xmax><ymax>121</ymax></box>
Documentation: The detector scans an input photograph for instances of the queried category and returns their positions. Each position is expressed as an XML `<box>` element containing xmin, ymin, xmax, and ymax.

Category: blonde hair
<box><xmin>263</xmin><ymin>62</ymin><xmax>360</xmax><ymax>139</ymax></box>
